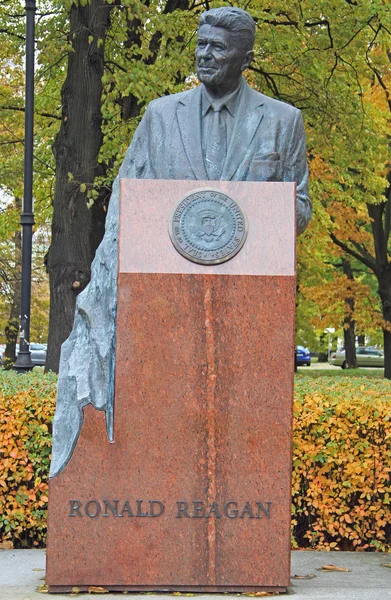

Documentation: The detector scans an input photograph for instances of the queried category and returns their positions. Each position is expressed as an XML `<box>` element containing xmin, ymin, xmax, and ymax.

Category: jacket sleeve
<box><xmin>120</xmin><ymin>108</ymin><xmax>151</xmax><ymax>179</ymax></box>
<box><xmin>284</xmin><ymin>110</ymin><xmax>311</xmax><ymax>235</ymax></box>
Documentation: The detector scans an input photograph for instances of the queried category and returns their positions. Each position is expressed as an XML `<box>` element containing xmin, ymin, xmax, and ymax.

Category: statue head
<box><xmin>196</xmin><ymin>7</ymin><xmax>255</xmax><ymax>97</ymax></box>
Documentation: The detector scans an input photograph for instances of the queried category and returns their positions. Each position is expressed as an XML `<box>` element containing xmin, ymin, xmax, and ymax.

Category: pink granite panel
<box><xmin>119</xmin><ymin>180</ymin><xmax>295</xmax><ymax>276</ymax></box>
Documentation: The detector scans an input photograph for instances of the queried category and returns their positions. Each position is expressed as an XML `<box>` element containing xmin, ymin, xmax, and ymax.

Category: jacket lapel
<box><xmin>176</xmin><ymin>86</ymin><xmax>208</xmax><ymax>180</ymax></box>
<box><xmin>221</xmin><ymin>81</ymin><xmax>264</xmax><ymax>181</ymax></box>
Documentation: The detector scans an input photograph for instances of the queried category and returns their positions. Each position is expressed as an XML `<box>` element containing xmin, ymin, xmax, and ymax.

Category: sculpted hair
<box><xmin>199</xmin><ymin>7</ymin><xmax>256</xmax><ymax>52</ymax></box>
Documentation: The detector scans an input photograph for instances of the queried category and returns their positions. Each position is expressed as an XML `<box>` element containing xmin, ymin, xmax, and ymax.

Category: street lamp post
<box><xmin>14</xmin><ymin>0</ymin><xmax>36</xmax><ymax>372</ymax></box>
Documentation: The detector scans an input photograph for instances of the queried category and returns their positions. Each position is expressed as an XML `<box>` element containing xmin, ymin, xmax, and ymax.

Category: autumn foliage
<box><xmin>293</xmin><ymin>377</ymin><xmax>391</xmax><ymax>551</ymax></box>
<box><xmin>0</xmin><ymin>371</ymin><xmax>56</xmax><ymax>547</ymax></box>
<box><xmin>0</xmin><ymin>372</ymin><xmax>390</xmax><ymax>550</ymax></box>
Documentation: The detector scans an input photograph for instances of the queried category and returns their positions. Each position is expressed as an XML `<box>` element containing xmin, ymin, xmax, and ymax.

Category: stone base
<box><xmin>47</xmin><ymin>181</ymin><xmax>296</xmax><ymax>591</ymax></box>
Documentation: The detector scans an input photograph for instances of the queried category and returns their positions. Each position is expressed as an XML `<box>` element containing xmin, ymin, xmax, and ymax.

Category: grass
<box><xmin>296</xmin><ymin>367</ymin><xmax>384</xmax><ymax>379</ymax></box>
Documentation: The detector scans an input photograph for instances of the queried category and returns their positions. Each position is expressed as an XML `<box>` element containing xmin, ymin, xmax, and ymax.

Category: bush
<box><xmin>293</xmin><ymin>377</ymin><xmax>391</xmax><ymax>551</ymax></box>
<box><xmin>0</xmin><ymin>371</ymin><xmax>390</xmax><ymax>550</ymax></box>
<box><xmin>0</xmin><ymin>370</ymin><xmax>56</xmax><ymax>547</ymax></box>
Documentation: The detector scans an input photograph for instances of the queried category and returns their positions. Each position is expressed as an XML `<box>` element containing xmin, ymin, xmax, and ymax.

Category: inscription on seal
<box><xmin>169</xmin><ymin>189</ymin><xmax>248</xmax><ymax>265</ymax></box>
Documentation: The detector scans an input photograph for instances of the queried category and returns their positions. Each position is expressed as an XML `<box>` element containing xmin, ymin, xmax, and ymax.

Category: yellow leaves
<box><xmin>87</xmin><ymin>587</ymin><xmax>108</xmax><ymax>594</ymax></box>
<box><xmin>293</xmin><ymin>378</ymin><xmax>391</xmax><ymax>551</ymax></box>
<box><xmin>319</xmin><ymin>565</ymin><xmax>351</xmax><ymax>572</ymax></box>
<box><xmin>244</xmin><ymin>593</ymin><xmax>275</xmax><ymax>597</ymax></box>
<box><xmin>343</xmin><ymin>513</ymin><xmax>352</xmax><ymax>524</ymax></box>
<box><xmin>0</xmin><ymin>372</ymin><xmax>57</xmax><ymax>547</ymax></box>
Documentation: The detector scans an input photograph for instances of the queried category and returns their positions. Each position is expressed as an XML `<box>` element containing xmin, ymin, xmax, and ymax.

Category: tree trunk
<box><xmin>341</xmin><ymin>258</ymin><xmax>357</xmax><ymax>368</ymax></box>
<box><xmin>4</xmin><ymin>203</ymin><xmax>22</xmax><ymax>369</ymax></box>
<box><xmin>357</xmin><ymin>334</ymin><xmax>365</xmax><ymax>346</ymax></box>
<box><xmin>45</xmin><ymin>2</ymin><xmax>113</xmax><ymax>372</ymax></box>
<box><xmin>377</xmin><ymin>265</ymin><xmax>391</xmax><ymax>380</ymax></box>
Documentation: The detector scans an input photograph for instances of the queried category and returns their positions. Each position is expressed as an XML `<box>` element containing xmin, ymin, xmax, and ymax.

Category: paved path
<box><xmin>0</xmin><ymin>550</ymin><xmax>390</xmax><ymax>599</ymax></box>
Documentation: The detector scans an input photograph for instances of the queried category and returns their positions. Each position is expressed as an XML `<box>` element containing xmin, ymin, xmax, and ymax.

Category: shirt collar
<box><xmin>201</xmin><ymin>77</ymin><xmax>244</xmax><ymax>117</ymax></box>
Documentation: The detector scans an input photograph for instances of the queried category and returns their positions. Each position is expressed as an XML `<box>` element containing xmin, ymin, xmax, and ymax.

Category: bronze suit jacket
<box><xmin>124</xmin><ymin>79</ymin><xmax>311</xmax><ymax>234</ymax></box>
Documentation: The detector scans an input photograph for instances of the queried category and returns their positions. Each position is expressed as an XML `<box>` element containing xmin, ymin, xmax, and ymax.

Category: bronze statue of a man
<box><xmin>50</xmin><ymin>7</ymin><xmax>311</xmax><ymax>477</ymax></box>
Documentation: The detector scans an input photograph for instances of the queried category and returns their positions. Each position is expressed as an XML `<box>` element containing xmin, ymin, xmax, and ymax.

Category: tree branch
<box><xmin>329</xmin><ymin>231</ymin><xmax>377</xmax><ymax>272</ymax></box>
<box><xmin>0</xmin><ymin>139</ymin><xmax>23</xmax><ymax>146</ymax></box>
<box><xmin>0</xmin><ymin>105</ymin><xmax>61</xmax><ymax>120</ymax></box>
<box><xmin>0</xmin><ymin>28</ymin><xmax>25</xmax><ymax>40</ymax></box>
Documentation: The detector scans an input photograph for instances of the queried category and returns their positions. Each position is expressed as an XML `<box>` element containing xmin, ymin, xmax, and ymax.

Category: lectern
<box><xmin>47</xmin><ymin>180</ymin><xmax>296</xmax><ymax>593</ymax></box>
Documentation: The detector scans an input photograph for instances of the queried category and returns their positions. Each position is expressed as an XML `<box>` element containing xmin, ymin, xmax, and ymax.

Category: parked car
<box><xmin>329</xmin><ymin>347</ymin><xmax>384</xmax><ymax>369</ymax></box>
<box><xmin>1</xmin><ymin>343</ymin><xmax>47</xmax><ymax>367</ymax></box>
<box><xmin>296</xmin><ymin>346</ymin><xmax>311</xmax><ymax>366</ymax></box>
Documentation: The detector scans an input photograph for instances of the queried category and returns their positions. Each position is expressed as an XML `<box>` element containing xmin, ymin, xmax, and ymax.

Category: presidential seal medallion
<box><xmin>169</xmin><ymin>189</ymin><xmax>248</xmax><ymax>265</ymax></box>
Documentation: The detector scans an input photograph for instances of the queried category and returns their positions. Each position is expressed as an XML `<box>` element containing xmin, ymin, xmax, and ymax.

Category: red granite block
<box><xmin>47</xmin><ymin>181</ymin><xmax>296</xmax><ymax>593</ymax></box>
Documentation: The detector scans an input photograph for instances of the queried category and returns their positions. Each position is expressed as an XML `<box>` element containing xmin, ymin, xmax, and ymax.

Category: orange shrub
<box><xmin>292</xmin><ymin>377</ymin><xmax>391</xmax><ymax>551</ymax></box>
<box><xmin>0</xmin><ymin>371</ymin><xmax>56</xmax><ymax>547</ymax></box>
<box><xmin>1</xmin><ymin>371</ymin><xmax>390</xmax><ymax>550</ymax></box>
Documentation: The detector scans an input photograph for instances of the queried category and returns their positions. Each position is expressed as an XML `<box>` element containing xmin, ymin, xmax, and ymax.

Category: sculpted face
<box><xmin>196</xmin><ymin>24</ymin><xmax>253</xmax><ymax>97</ymax></box>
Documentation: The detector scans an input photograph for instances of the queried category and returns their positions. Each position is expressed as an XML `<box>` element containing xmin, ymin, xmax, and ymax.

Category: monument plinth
<box><xmin>47</xmin><ymin>179</ymin><xmax>296</xmax><ymax>593</ymax></box>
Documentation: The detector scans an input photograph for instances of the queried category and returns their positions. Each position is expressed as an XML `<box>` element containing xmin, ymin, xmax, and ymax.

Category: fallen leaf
<box><xmin>37</xmin><ymin>584</ymin><xmax>49</xmax><ymax>593</ymax></box>
<box><xmin>380</xmin><ymin>563</ymin><xmax>391</xmax><ymax>568</ymax></box>
<box><xmin>71</xmin><ymin>587</ymin><xmax>80</xmax><ymax>594</ymax></box>
<box><xmin>32</xmin><ymin>568</ymin><xmax>45</xmax><ymax>572</ymax></box>
<box><xmin>0</xmin><ymin>540</ymin><xmax>13</xmax><ymax>549</ymax></box>
<box><xmin>87</xmin><ymin>587</ymin><xmax>108</xmax><ymax>594</ymax></box>
<box><xmin>319</xmin><ymin>565</ymin><xmax>351</xmax><ymax>572</ymax></box>
<box><xmin>173</xmin><ymin>594</ymin><xmax>182</xmax><ymax>596</ymax></box>
<box><xmin>293</xmin><ymin>574</ymin><xmax>316</xmax><ymax>580</ymax></box>
<box><xmin>243</xmin><ymin>594</ymin><xmax>275</xmax><ymax>597</ymax></box>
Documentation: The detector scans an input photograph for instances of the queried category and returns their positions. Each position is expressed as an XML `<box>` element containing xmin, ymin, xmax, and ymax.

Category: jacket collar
<box><xmin>176</xmin><ymin>79</ymin><xmax>265</xmax><ymax>181</ymax></box>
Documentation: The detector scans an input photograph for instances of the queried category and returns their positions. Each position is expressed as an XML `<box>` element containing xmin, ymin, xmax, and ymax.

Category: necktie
<box><xmin>205</xmin><ymin>104</ymin><xmax>227</xmax><ymax>180</ymax></box>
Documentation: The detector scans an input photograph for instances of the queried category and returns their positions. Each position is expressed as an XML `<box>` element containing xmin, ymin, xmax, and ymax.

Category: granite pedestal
<box><xmin>46</xmin><ymin>180</ymin><xmax>296</xmax><ymax>593</ymax></box>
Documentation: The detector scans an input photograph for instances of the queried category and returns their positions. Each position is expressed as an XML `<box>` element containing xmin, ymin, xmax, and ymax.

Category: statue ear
<box><xmin>241</xmin><ymin>50</ymin><xmax>254</xmax><ymax>71</ymax></box>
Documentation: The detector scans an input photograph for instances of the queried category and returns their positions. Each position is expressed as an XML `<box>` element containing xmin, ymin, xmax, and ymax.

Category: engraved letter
<box><xmin>85</xmin><ymin>500</ymin><xmax>101</xmax><ymax>518</ymax></box>
<box><xmin>192</xmin><ymin>500</ymin><xmax>205</xmax><ymax>518</ymax></box>
<box><xmin>149</xmin><ymin>500</ymin><xmax>164</xmax><ymax>517</ymax></box>
<box><xmin>102</xmin><ymin>499</ymin><xmax>119</xmax><ymax>517</ymax></box>
<box><xmin>136</xmin><ymin>500</ymin><xmax>148</xmax><ymax>517</ymax></box>
<box><xmin>256</xmin><ymin>501</ymin><xmax>271</xmax><ymax>519</ymax></box>
<box><xmin>176</xmin><ymin>501</ymin><xmax>190</xmax><ymax>518</ymax></box>
<box><xmin>68</xmin><ymin>500</ymin><xmax>82</xmax><ymax>517</ymax></box>
<box><xmin>240</xmin><ymin>501</ymin><xmax>254</xmax><ymax>518</ymax></box>
<box><xmin>206</xmin><ymin>502</ymin><xmax>222</xmax><ymax>518</ymax></box>
<box><xmin>118</xmin><ymin>500</ymin><xmax>134</xmax><ymax>517</ymax></box>
<box><xmin>223</xmin><ymin>501</ymin><xmax>238</xmax><ymax>518</ymax></box>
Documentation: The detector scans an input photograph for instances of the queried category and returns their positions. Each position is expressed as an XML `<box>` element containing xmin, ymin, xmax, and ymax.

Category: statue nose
<box><xmin>199</xmin><ymin>44</ymin><xmax>213</xmax><ymax>58</ymax></box>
